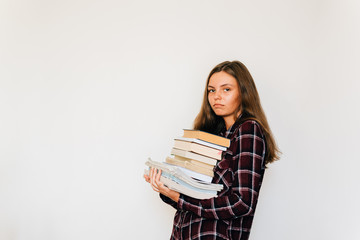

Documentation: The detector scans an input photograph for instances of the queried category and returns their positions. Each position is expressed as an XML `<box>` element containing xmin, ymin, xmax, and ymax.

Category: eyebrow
<box><xmin>207</xmin><ymin>83</ymin><xmax>234</xmax><ymax>88</ymax></box>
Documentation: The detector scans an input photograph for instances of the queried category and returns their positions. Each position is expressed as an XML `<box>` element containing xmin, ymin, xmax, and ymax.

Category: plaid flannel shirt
<box><xmin>161</xmin><ymin>119</ymin><xmax>266</xmax><ymax>240</ymax></box>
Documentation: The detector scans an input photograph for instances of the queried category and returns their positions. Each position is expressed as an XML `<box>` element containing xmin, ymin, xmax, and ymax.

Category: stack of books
<box><xmin>145</xmin><ymin>129</ymin><xmax>230</xmax><ymax>199</ymax></box>
<box><xmin>145</xmin><ymin>158</ymin><xmax>224</xmax><ymax>200</ymax></box>
<box><xmin>166</xmin><ymin>129</ymin><xmax>230</xmax><ymax>183</ymax></box>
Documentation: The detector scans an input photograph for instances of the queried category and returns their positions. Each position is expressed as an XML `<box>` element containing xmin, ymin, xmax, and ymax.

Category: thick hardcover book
<box><xmin>173</xmin><ymin>139</ymin><xmax>223</xmax><ymax>160</ymax></box>
<box><xmin>175</xmin><ymin>137</ymin><xmax>227</xmax><ymax>151</ymax></box>
<box><xmin>164</xmin><ymin>164</ymin><xmax>213</xmax><ymax>183</ymax></box>
<box><xmin>165</xmin><ymin>157</ymin><xmax>213</xmax><ymax>182</ymax></box>
<box><xmin>183</xmin><ymin>129</ymin><xmax>230</xmax><ymax>148</ymax></box>
<box><xmin>165</xmin><ymin>156</ymin><xmax>214</xmax><ymax>177</ymax></box>
<box><xmin>171</xmin><ymin>148</ymin><xmax>218</xmax><ymax>166</ymax></box>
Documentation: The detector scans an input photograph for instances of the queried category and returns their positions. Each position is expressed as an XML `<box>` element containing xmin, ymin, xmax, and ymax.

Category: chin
<box><xmin>214</xmin><ymin>112</ymin><xmax>226</xmax><ymax>117</ymax></box>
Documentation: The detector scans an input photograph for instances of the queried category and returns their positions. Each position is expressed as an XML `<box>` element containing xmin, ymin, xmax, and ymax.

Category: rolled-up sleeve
<box><xmin>160</xmin><ymin>193</ymin><xmax>178</xmax><ymax>209</ymax></box>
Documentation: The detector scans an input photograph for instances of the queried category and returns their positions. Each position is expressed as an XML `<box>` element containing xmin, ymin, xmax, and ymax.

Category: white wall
<box><xmin>1</xmin><ymin>0</ymin><xmax>359</xmax><ymax>239</ymax></box>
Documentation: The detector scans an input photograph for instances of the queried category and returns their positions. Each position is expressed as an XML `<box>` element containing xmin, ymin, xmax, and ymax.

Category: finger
<box><xmin>149</xmin><ymin>168</ymin><xmax>156</xmax><ymax>184</ymax></box>
<box><xmin>153</xmin><ymin>168</ymin><xmax>160</xmax><ymax>184</ymax></box>
<box><xmin>143</xmin><ymin>174</ymin><xmax>150</xmax><ymax>183</ymax></box>
<box><xmin>156</xmin><ymin>169</ymin><xmax>162</xmax><ymax>181</ymax></box>
<box><xmin>154</xmin><ymin>170</ymin><xmax>170</xmax><ymax>193</ymax></box>
<box><xmin>148</xmin><ymin>167</ymin><xmax>153</xmax><ymax>179</ymax></box>
<box><xmin>150</xmin><ymin>168</ymin><xmax>160</xmax><ymax>192</ymax></box>
<box><xmin>150</xmin><ymin>168</ymin><xmax>156</xmax><ymax>184</ymax></box>
<box><xmin>154</xmin><ymin>169</ymin><xmax>163</xmax><ymax>187</ymax></box>
<box><xmin>155</xmin><ymin>169</ymin><xmax>163</xmax><ymax>188</ymax></box>
<box><xmin>151</xmin><ymin>183</ymin><xmax>159</xmax><ymax>192</ymax></box>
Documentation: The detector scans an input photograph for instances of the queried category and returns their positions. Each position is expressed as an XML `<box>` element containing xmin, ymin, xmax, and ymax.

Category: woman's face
<box><xmin>207</xmin><ymin>71</ymin><xmax>241</xmax><ymax>121</ymax></box>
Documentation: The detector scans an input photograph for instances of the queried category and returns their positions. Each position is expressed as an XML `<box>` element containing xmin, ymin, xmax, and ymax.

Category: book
<box><xmin>171</xmin><ymin>148</ymin><xmax>218</xmax><ymax>166</ymax></box>
<box><xmin>183</xmin><ymin>129</ymin><xmax>230</xmax><ymax>148</ymax></box>
<box><xmin>159</xmin><ymin>173</ymin><xmax>217</xmax><ymax>199</ymax></box>
<box><xmin>175</xmin><ymin>137</ymin><xmax>227</xmax><ymax>151</ymax></box>
<box><xmin>145</xmin><ymin>159</ymin><xmax>222</xmax><ymax>191</ymax></box>
<box><xmin>165</xmin><ymin>156</ymin><xmax>214</xmax><ymax>177</ymax></box>
<box><xmin>173</xmin><ymin>139</ymin><xmax>223</xmax><ymax>160</ymax></box>
<box><xmin>144</xmin><ymin>169</ymin><xmax>218</xmax><ymax>199</ymax></box>
<box><xmin>165</xmin><ymin>162</ymin><xmax>213</xmax><ymax>182</ymax></box>
<box><xmin>145</xmin><ymin>159</ymin><xmax>223</xmax><ymax>199</ymax></box>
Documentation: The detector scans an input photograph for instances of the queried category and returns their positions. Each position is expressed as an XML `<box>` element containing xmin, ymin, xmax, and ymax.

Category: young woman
<box><xmin>144</xmin><ymin>60</ymin><xmax>280</xmax><ymax>240</ymax></box>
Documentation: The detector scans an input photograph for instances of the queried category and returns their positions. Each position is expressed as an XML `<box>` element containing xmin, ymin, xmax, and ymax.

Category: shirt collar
<box><xmin>223</xmin><ymin>113</ymin><xmax>243</xmax><ymax>138</ymax></box>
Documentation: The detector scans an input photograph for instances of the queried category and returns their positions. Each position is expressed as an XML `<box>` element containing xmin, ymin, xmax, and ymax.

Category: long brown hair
<box><xmin>194</xmin><ymin>60</ymin><xmax>280</xmax><ymax>164</ymax></box>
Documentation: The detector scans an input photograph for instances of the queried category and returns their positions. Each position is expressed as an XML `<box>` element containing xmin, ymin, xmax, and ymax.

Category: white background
<box><xmin>1</xmin><ymin>0</ymin><xmax>360</xmax><ymax>239</ymax></box>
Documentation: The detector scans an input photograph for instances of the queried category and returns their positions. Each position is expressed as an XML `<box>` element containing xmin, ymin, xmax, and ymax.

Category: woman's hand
<box><xmin>144</xmin><ymin>167</ymin><xmax>180</xmax><ymax>202</ymax></box>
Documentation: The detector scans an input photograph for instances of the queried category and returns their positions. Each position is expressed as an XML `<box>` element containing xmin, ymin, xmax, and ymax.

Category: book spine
<box><xmin>165</xmin><ymin>157</ymin><xmax>214</xmax><ymax>177</ymax></box>
<box><xmin>183</xmin><ymin>129</ymin><xmax>230</xmax><ymax>147</ymax></box>
<box><xmin>171</xmin><ymin>148</ymin><xmax>217</xmax><ymax>165</ymax></box>
<box><xmin>174</xmin><ymin>140</ymin><xmax>222</xmax><ymax>160</ymax></box>
<box><xmin>175</xmin><ymin>137</ymin><xmax>227</xmax><ymax>151</ymax></box>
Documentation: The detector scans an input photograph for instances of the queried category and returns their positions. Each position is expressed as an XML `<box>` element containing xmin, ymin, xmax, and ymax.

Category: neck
<box><xmin>223</xmin><ymin>116</ymin><xmax>235</xmax><ymax>130</ymax></box>
<box><xmin>223</xmin><ymin>111</ymin><xmax>241</xmax><ymax>130</ymax></box>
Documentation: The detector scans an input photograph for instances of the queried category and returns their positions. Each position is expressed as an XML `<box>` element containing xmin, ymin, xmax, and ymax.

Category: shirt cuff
<box><xmin>177</xmin><ymin>194</ymin><xmax>185</xmax><ymax>210</ymax></box>
<box><xmin>160</xmin><ymin>193</ymin><xmax>177</xmax><ymax>209</ymax></box>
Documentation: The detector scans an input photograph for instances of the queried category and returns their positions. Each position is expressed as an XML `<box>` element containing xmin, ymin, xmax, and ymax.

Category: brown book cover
<box><xmin>173</xmin><ymin>139</ymin><xmax>223</xmax><ymax>160</ymax></box>
<box><xmin>166</xmin><ymin>156</ymin><xmax>214</xmax><ymax>177</ymax></box>
<box><xmin>171</xmin><ymin>148</ymin><xmax>218</xmax><ymax>166</ymax></box>
<box><xmin>183</xmin><ymin>129</ymin><xmax>230</xmax><ymax>147</ymax></box>
<box><xmin>173</xmin><ymin>155</ymin><xmax>214</xmax><ymax>170</ymax></box>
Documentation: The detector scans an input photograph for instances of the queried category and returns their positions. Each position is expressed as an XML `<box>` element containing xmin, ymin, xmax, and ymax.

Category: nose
<box><xmin>214</xmin><ymin>90</ymin><xmax>222</xmax><ymax>100</ymax></box>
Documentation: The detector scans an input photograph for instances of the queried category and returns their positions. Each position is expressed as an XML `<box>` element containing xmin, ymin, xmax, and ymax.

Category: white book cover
<box><xmin>144</xmin><ymin>169</ymin><xmax>218</xmax><ymax>199</ymax></box>
<box><xmin>160</xmin><ymin>174</ymin><xmax>217</xmax><ymax>199</ymax></box>
<box><xmin>175</xmin><ymin>137</ymin><xmax>227</xmax><ymax>151</ymax></box>
<box><xmin>166</xmin><ymin>163</ymin><xmax>213</xmax><ymax>183</ymax></box>
<box><xmin>145</xmin><ymin>159</ymin><xmax>223</xmax><ymax>192</ymax></box>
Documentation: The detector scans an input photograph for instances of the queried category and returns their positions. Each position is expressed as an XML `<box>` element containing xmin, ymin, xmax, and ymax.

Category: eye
<box><xmin>208</xmin><ymin>89</ymin><xmax>215</xmax><ymax>93</ymax></box>
<box><xmin>224</xmin><ymin>88</ymin><xmax>230</xmax><ymax>92</ymax></box>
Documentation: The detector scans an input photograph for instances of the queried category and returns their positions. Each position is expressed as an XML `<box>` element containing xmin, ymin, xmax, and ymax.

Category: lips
<box><xmin>213</xmin><ymin>104</ymin><xmax>224</xmax><ymax>108</ymax></box>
